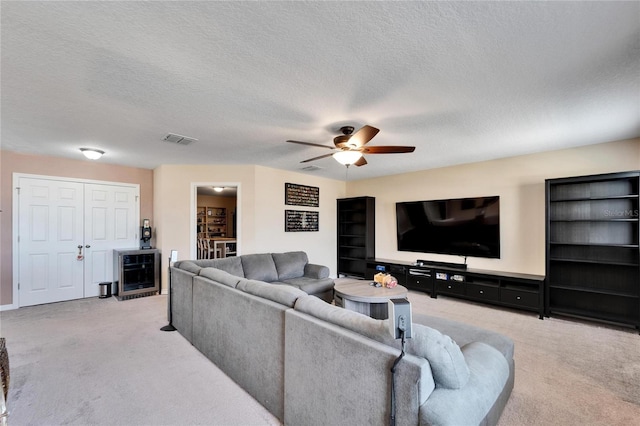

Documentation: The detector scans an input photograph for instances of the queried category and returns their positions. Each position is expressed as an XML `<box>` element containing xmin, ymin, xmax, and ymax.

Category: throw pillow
<box><xmin>404</xmin><ymin>324</ymin><xmax>470</xmax><ymax>389</ymax></box>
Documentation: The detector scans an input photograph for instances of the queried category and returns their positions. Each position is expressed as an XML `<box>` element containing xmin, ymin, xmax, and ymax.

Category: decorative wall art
<box><xmin>285</xmin><ymin>183</ymin><xmax>319</xmax><ymax>207</ymax></box>
<box><xmin>285</xmin><ymin>210</ymin><xmax>319</xmax><ymax>232</ymax></box>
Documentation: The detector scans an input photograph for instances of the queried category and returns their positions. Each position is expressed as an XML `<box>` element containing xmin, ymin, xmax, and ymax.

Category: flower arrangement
<box><xmin>373</xmin><ymin>272</ymin><xmax>398</xmax><ymax>288</ymax></box>
<box><xmin>383</xmin><ymin>274</ymin><xmax>398</xmax><ymax>288</ymax></box>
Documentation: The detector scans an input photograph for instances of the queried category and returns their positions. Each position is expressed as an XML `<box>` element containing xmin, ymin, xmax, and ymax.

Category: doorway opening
<box><xmin>193</xmin><ymin>183</ymin><xmax>239</xmax><ymax>260</ymax></box>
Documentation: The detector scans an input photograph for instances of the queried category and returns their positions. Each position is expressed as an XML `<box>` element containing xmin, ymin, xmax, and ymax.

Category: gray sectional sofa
<box><xmin>170</xmin><ymin>251</ymin><xmax>514</xmax><ymax>425</ymax></box>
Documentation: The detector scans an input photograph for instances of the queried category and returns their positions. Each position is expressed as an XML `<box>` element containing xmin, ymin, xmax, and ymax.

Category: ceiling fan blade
<box><xmin>361</xmin><ymin>146</ymin><xmax>415</xmax><ymax>154</ymax></box>
<box><xmin>286</xmin><ymin>140</ymin><xmax>335</xmax><ymax>150</ymax></box>
<box><xmin>300</xmin><ymin>152</ymin><xmax>335</xmax><ymax>163</ymax></box>
<box><xmin>349</xmin><ymin>125</ymin><xmax>380</xmax><ymax>147</ymax></box>
<box><xmin>354</xmin><ymin>156</ymin><xmax>368</xmax><ymax>167</ymax></box>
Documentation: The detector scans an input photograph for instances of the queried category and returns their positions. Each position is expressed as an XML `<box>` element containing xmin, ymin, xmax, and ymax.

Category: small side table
<box><xmin>334</xmin><ymin>279</ymin><xmax>408</xmax><ymax>319</ymax></box>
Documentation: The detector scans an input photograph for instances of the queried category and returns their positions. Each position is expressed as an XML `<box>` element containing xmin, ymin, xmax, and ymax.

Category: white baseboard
<box><xmin>0</xmin><ymin>303</ymin><xmax>18</xmax><ymax>311</ymax></box>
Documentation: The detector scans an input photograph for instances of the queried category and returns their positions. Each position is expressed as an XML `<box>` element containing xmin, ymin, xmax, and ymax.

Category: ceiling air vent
<box><xmin>300</xmin><ymin>165</ymin><xmax>323</xmax><ymax>172</ymax></box>
<box><xmin>163</xmin><ymin>133</ymin><xmax>198</xmax><ymax>145</ymax></box>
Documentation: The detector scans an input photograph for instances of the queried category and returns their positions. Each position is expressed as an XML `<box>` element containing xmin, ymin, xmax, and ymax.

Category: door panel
<box><xmin>83</xmin><ymin>184</ymin><xmax>138</xmax><ymax>298</ymax></box>
<box><xmin>19</xmin><ymin>178</ymin><xmax>85</xmax><ymax>306</ymax></box>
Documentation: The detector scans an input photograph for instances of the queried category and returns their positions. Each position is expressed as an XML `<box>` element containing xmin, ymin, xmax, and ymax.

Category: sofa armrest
<box><xmin>170</xmin><ymin>267</ymin><xmax>197</xmax><ymax>343</ymax></box>
<box><xmin>304</xmin><ymin>263</ymin><xmax>329</xmax><ymax>279</ymax></box>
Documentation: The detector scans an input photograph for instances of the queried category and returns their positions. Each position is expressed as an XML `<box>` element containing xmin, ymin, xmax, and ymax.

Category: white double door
<box><xmin>16</xmin><ymin>175</ymin><xmax>139</xmax><ymax>307</ymax></box>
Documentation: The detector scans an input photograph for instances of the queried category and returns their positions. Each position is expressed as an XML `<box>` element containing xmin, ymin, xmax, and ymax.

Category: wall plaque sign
<box><xmin>285</xmin><ymin>183</ymin><xmax>319</xmax><ymax>207</ymax></box>
<box><xmin>285</xmin><ymin>210</ymin><xmax>319</xmax><ymax>232</ymax></box>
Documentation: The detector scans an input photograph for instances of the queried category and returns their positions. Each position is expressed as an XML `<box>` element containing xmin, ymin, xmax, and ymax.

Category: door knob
<box><xmin>85</xmin><ymin>245</ymin><xmax>91</xmax><ymax>248</ymax></box>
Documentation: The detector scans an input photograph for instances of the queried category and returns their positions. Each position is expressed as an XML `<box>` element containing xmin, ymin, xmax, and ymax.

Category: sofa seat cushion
<box><xmin>241</xmin><ymin>254</ymin><xmax>279</xmax><ymax>282</ymax></box>
<box><xmin>199</xmin><ymin>267</ymin><xmax>242</xmax><ymax>288</ymax></box>
<box><xmin>419</xmin><ymin>341</ymin><xmax>510</xmax><ymax>426</ymax></box>
<box><xmin>272</xmin><ymin>251</ymin><xmax>308</xmax><ymax>280</ymax></box>
<box><xmin>280</xmin><ymin>277</ymin><xmax>335</xmax><ymax>295</ymax></box>
<box><xmin>237</xmin><ymin>279</ymin><xmax>306</xmax><ymax>308</ymax></box>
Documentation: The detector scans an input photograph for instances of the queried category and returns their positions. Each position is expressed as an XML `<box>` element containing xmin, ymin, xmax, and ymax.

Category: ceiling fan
<box><xmin>286</xmin><ymin>125</ymin><xmax>416</xmax><ymax>167</ymax></box>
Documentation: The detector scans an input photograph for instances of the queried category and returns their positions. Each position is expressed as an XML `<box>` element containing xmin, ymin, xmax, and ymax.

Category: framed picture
<box><xmin>285</xmin><ymin>210</ymin><xmax>319</xmax><ymax>232</ymax></box>
<box><xmin>285</xmin><ymin>183</ymin><xmax>319</xmax><ymax>207</ymax></box>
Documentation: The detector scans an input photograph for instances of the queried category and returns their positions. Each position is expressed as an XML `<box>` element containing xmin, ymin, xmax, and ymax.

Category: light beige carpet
<box><xmin>1</xmin><ymin>290</ymin><xmax>639</xmax><ymax>425</ymax></box>
<box><xmin>0</xmin><ymin>295</ymin><xmax>280</xmax><ymax>425</ymax></box>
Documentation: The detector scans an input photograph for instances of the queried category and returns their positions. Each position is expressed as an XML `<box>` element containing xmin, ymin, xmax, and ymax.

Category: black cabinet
<box><xmin>113</xmin><ymin>248</ymin><xmax>160</xmax><ymax>300</ymax></box>
<box><xmin>337</xmin><ymin>197</ymin><xmax>375</xmax><ymax>278</ymax></box>
<box><xmin>546</xmin><ymin>171</ymin><xmax>640</xmax><ymax>330</ymax></box>
<box><xmin>365</xmin><ymin>259</ymin><xmax>544</xmax><ymax>318</ymax></box>
<box><xmin>433</xmin><ymin>269</ymin><xmax>544</xmax><ymax>318</ymax></box>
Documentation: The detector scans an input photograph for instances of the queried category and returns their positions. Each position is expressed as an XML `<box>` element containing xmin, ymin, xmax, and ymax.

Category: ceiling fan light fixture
<box><xmin>80</xmin><ymin>148</ymin><xmax>105</xmax><ymax>160</ymax></box>
<box><xmin>333</xmin><ymin>150</ymin><xmax>363</xmax><ymax>165</ymax></box>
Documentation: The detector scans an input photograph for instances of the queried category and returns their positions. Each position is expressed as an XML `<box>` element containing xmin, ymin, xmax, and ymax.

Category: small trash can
<box><xmin>99</xmin><ymin>282</ymin><xmax>112</xmax><ymax>298</ymax></box>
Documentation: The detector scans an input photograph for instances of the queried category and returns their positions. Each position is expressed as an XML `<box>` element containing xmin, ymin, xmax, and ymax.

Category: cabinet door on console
<box><xmin>406</xmin><ymin>268</ymin><xmax>432</xmax><ymax>294</ymax></box>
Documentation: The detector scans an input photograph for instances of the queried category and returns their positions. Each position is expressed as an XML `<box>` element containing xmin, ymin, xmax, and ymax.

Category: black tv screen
<box><xmin>396</xmin><ymin>196</ymin><xmax>500</xmax><ymax>259</ymax></box>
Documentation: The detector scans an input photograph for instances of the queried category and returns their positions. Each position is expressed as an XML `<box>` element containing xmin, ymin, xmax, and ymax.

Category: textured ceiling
<box><xmin>2</xmin><ymin>1</ymin><xmax>639</xmax><ymax>181</ymax></box>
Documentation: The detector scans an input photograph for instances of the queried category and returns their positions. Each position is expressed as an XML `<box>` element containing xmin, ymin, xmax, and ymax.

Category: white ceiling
<box><xmin>2</xmin><ymin>1</ymin><xmax>639</xmax><ymax>181</ymax></box>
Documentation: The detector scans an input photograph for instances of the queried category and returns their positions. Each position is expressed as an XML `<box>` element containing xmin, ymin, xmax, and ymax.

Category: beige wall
<box><xmin>347</xmin><ymin>138</ymin><xmax>640</xmax><ymax>275</ymax></box>
<box><xmin>252</xmin><ymin>166</ymin><xmax>345</xmax><ymax>267</ymax></box>
<box><xmin>154</xmin><ymin>164</ymin><xmax>346</xmax><ymax>288</ymax></box>
<box><xmin>4</xmin><ymin>138</ymin><xmax>638</xmax><ymax>306</ymax></box>
<box><xmin>0</xmin><ymin>150</ymin><xmax>154</xmax><ymax>307</ymax></box>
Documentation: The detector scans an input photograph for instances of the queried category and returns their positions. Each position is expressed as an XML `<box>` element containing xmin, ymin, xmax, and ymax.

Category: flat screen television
<box><xmin>396</xmin><ymin>196</ymin><xmax>500</xmax><ymax>259</ymax></box>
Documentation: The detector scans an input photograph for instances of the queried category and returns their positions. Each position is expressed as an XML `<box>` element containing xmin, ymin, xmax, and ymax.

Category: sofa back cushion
<box><xmin>295</xmin><ymin>294</ymin><xmax>388</xmax><ymax>337</ymax></box>
<box><xmin>175</xmin><ymin>261</ymin><xmax>202</xmax><ymax>274</ymax></box>
<box><xmin>241</xmin><ymin>254</ymin><xmax>279</xmax><ymax>282</ymax></box>
<box><xmin>272</xmin><ymin>251</ymin><xmax>308</xmax><ymax>280</ymax></box>
<box><xmin>199</xmin><ymin>267</ymin><xmax>242</xmax><ymax>288</ymax></box>
<box><xmin>294</xmin><ymin>295</ymin><xmax>470</xmax><ymax>389</ymax></box>
<box><xmin>178</xmin><ymin>257</ymin><xmax>244</xmax><ymax>276</ymax></box>
<box><xmin>209</xmin><ymin>257</ymin><xmax>244</xmax><ymax>277</ymax></box>
<box><xmin>237</xmin><ymin>279</ymin><xmax>306</xmax><ymax>307</ymax></box>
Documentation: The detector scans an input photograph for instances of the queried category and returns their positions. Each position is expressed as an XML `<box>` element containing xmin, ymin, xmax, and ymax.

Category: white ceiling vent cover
<box><xmin>300</xmin><ymin>165</ymin><xmax>323</xmax><ymax>172</ymax></box>
<box><xmin>163</xmin><ymin>133</ymin><xmax>198</xmax><ymax>145</ymax></box>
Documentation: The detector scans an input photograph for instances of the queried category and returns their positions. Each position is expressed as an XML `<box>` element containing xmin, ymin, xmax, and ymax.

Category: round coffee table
<box><xmin>334</xmin><ymin>279</ymin><xmax>408</xmax><ymax>319</ymax></box>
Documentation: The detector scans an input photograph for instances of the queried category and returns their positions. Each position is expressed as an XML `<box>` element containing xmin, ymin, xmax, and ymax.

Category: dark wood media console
<box><xmin>365</xmin><ymin>259</ymin><xmax>545</xmax><ymax>319</ymax></box>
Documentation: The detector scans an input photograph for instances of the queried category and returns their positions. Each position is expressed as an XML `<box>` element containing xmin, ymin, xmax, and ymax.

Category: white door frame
<box><xmin>12</xmin><ymin>173</ymin><xmax>140</xmax><ymax>309</ymax></box>
<box><xmin>190</xmin><ymin>182</ymin><xmax>241</xmax><ymax>259</ymax></box>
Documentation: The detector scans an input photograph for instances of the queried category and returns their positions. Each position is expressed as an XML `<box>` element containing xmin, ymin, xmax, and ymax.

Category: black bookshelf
<box><xmin>337</xmin><ymin>196</ymin><xmax>375</xmax><ymax>278</ymax></box>
<box><xmin>546</xmin><ymin>171</ymin><xmax>640</xmax><ymax>331</ymax></box>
